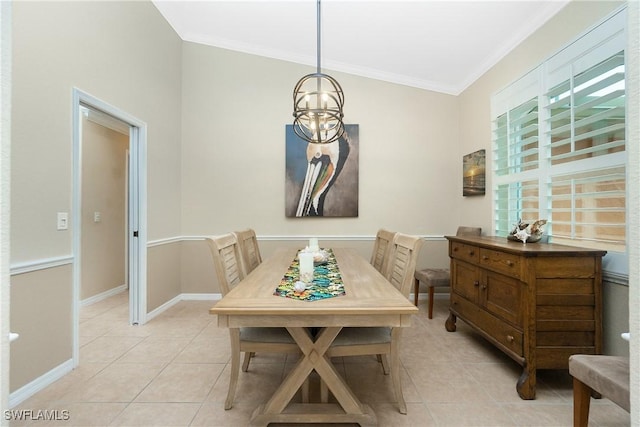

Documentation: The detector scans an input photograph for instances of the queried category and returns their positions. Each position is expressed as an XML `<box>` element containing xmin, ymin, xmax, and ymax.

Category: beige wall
<box><xmin>456</xmin><ymin>0</ymin><xmax>628</xmax><ymax>355</ymax></box>
<box><xmin>602</xmin><ymin>281</ymin><xmax>630</xmax><ymax>356</ymax></box>
<box><xmin>10</xmin><ymin>265</ymin><xmax>73</xmax><ymax>391</ymax></box>
<box><xmin>147</xmin><ymin>243</ymin><xmax>182</xmax><ymax>312</ymax></box>
<box><xmin>10</xmin><ymin>1</ymin><xmax>182</xmax><ymax>393</ymax></box>
<box><xmin>12</xmin><ymin>1</ymin><xmax>182</xmax><ymax>262</ymax></box>
<box><xmin>180</xmin><ymin>42</ymin><xmax>461</xmax><ymax>237</ymax></box>
<box><xmin>179</xmin><ymin>41</ymin><xmax>463</xmax><ymax>296</ymax></box>
<box><xmin>81</xmin><ymin>117</ymin><xmax>128</xmax><ymax>300</ymax></box>
<box><xmin>457</xmin><ymin>0</ymin><xmax>624</xmax><ymax>232</ymax></box>
<box><xmin>1</xmin><ymin>0</ymin><xmax>11</xmax><ymax>412</ymax></box>
<box><xmin>181</xmin><ymin>237</ymin><xmax>450</xmax><ymax>295</ymax></box>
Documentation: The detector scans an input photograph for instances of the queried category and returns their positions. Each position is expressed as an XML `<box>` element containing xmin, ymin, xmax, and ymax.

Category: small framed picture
<box><xmin>463</xmin><ymin>149</ymin><xmax>485</xmax><ymax>196</ymax></box>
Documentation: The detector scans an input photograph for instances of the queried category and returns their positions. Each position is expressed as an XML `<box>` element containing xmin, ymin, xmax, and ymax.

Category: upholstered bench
<box><xmin>568</xmin><ymin>354</ymin><xmax>630</xmax><ymax>427</ymax></box>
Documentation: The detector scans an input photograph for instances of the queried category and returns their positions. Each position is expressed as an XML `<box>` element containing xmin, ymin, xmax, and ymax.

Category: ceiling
<box><xmin>152</xmin><ymin>0</ymin><xmax>570</xmax><ymax>95</ymax></box>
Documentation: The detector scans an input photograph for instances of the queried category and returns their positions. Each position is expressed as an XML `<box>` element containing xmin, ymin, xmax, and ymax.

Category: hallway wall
<box><xmin>10</xmin><ymin>1</ymin><xmax>182</xmax><ymax>396</ymax></box>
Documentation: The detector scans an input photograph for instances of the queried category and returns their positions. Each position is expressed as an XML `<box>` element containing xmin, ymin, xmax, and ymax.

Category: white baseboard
<box><xmin>9</xmin><ymin>359</ymin><xmax>74</xmax><ymax>408</ymax></box>
<box><xmin>181</xmin><ymin>293</ymin><xmax>220</xmax><ymax>301</ymax></box>
<box><xmin>146</xmin><ymin>294</ymin><xmax>182</xmax><ymax>322</ymax></box>
<box><xmin>146</xmin><ymin>293</ymin><xmax>221</xmax><ymax>322</ymax></box>
<box><xmin>411</xmin><ymin>292</ymin><xmax>450</xmax><ymax>301</ymax></box>
<box><xmin>80</xmin><ymin>284</ymin><xmax>127</xmax><ymax>307</ymax></box>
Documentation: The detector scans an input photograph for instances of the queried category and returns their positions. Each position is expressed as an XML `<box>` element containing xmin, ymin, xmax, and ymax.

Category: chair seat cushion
<box><xmin>569</xmin><ymin>355</ymin><xmax>630</xmax><ymax>412</ymax></box>
<box><xmin>240</xmin><ymin>327</ymin><xmax>296</xmax><ymax>343</ymax></box>
<box><xmin>331</xmin><ymin>327</ymin><xmax>391</xmax><ymax>346</ymax></box>
<box><xmin>414</xmin><ymin>268</ymin><xmax>450</xmax><ymax>287</ymax></box>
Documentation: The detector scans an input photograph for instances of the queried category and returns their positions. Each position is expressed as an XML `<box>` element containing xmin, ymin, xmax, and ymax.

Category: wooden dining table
<box><xmin>209</xmin><ymin>247</ymin><xmax>419</xmax><ymax>426</ymax></box>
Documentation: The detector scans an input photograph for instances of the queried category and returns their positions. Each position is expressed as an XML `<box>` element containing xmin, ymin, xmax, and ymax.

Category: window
<box><xmin>491</xmin><ymin>8</ymin><xmax>627</xmax><ymax>272</ymax></box>
<box><xmin>549</xmin><ymin>166</ymin><xmax>625</xmax><ymax>252</ymax></box>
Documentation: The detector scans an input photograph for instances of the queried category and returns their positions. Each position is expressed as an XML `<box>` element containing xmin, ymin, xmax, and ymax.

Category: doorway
<box><xmin>79</xmin><ymin>106</ymin><xmax>128</xmax><ymax>306</ymax></box>
<box><xmin>72</xmin><ymin>89</ymin><xmax>147</xmax><ymax>367</ymax></box>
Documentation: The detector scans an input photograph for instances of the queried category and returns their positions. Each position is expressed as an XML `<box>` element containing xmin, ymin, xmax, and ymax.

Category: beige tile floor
<box><xmin>10</xmin><ymin>291</ymin><xmax>630</xmax><ymax>426</ymax></box>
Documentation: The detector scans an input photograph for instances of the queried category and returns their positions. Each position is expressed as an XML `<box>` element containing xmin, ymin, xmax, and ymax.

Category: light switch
<box><xmin>94</xmin><ymin>212</ymin><xmax>101</xmax><ymax>223</ymax></box>
<box><xmin>57</xmin><ymin>212</ymin><xmax>68</xmax><ymax>230</ymax></box>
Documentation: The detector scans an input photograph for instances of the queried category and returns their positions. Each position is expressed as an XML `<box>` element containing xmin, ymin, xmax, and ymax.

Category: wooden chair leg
<box><xmin>242</xmin><ymin>351</ymin><xmax>254</xmax><ymax>372</ymax></box>
<box><xmin>413</xmin><ymin>278</ymin><xmax>419</xmax><ymax>306</ymax></box>
<box><xmin>225</xmin><ymin>329</ymin><xmax>241</xmax><ymax>410</ymax></box>
<box><xmin>428</xmin><ymin>286</ymin><xmax>434</xmax><ymax>319</ymax></box>
<box><xmin>377</xmin><ymin>354</ymin><xmax>390</xmax><ymax>375</ymax></box>
<box><xmin>573</xmin><ymin>377</ymin><xmax>591</xmax><ymax>427</ymax></box>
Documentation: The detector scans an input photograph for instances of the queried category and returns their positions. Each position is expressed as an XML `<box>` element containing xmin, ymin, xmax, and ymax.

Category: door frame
<box><xmin>72</xmin><ymin>88</ymin><xmax>147</xmax><ymax>366</ymax></box>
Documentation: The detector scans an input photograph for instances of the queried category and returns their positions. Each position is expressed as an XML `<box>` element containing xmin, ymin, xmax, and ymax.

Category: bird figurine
<box><xmin>514</xmin><ymin>228</ymin><xmax>530</xmax><ymax>244</ymax></box>
<box><xmin>508</xmin><ymin>218</ymin><xmax>547</xmax><ymax>243</ymax></box>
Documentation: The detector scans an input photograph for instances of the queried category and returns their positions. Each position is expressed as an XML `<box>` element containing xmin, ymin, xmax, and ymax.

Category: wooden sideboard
<box><xmin>444</xmin><ymin>235</ymin><xmax>606</xmax><ymax>400</ymax></box>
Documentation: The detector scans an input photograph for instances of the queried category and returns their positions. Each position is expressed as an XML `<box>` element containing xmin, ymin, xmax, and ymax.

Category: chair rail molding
<box><xmin>148</xmin><ymin>234</ymin><xmax>446</xmax><ymax>247</ymax></box>
<box><xmin>10</xmin><ymin>255</ymin><xmax>74</xmax><ymax>276</ymax></box>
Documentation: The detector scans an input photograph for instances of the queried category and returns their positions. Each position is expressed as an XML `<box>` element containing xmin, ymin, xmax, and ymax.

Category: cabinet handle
<box><xmin>506</xmin><ymin>335</ymin><xmax>514</xmax><ymax>343</ymax></box>
<box><xmin>468</xmin><ymin>251</ymin><xmax>475</xmax><ymax>256</ymax></box>
<box><xmin>506</xmin><ymin>260</ymin><xmax>514</xmax><ymax>266</ymax></box>
<box><xmin>453</xmin><ymin>247</ymin><xmax>459</xmax><ymax>252</ymax></box>
<box><xmin>474</xmin><ymin>280</ymin><xmax>479</xmax><ymax>287</ymax></box>
<box><xmin>481</xmin><ymin>284</ymin><xmax>487</xmax><ymax>290</ymax></box>
<box><xmin>482</xmin><ymin>255</ymin><xmax>489</xmax><ymax>260</ymax></box>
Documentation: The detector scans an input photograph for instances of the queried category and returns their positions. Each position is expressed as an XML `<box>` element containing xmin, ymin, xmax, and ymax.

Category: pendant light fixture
<box><xmin>292</xmin><ymin>0</ymin><xmax>345</xmax><ymax>145</ymax></box>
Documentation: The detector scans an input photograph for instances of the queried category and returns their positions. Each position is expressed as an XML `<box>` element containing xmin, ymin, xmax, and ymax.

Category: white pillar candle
<box><xmin>309</xmin><ymin>238</ymin><xmax>319</xmax><ymax>251</ymax></box>
<box><xmin>298</xmin><ymin>252</ymin><xmax>314</xmax><ymax>283</ymax></box>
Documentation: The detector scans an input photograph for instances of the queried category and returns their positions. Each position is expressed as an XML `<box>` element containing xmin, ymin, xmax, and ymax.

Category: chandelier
<box><xmin>292</xmin><ymin>0</ymin><xmax>345</xmax><ymax>145</ymax></box>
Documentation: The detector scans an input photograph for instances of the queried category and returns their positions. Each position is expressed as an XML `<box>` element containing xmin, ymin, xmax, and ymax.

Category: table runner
<box><xmin>274</xmin><ymin>248</ymin><xmax>346</xmax><ymax>301</ymax></box>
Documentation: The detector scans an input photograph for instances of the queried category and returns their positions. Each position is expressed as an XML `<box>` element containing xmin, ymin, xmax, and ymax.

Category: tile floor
<box><xmin>10</xmin><ymin>291</ymin><xmax>630</xmax><ymax>426</ymax></box>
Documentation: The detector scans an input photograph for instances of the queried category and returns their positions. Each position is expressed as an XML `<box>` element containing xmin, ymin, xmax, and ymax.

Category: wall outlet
<box><xmin>94</xmin><ymin>211</ymin><xmax>101</xmax><ymax>223</ymax></box>
<box><xmin>57</xmin><ymin>212</ymin><xmax>68</xmax><ymax>230</ymax></box>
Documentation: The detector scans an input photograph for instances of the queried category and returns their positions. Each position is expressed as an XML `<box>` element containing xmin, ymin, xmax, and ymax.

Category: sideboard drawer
<box><xmin>482</xmin><ymin>311</ymin><xmax>524</xmax><ymax>357</ymax></box>
<box><xmin>450</xmin><ymin>242</ymin><xmax>480</xmax><ymax>263</ymax></box>
<box><xmin>451</xmin><ymin>293</ymin><xmax>523</xmax><ymax>357</ymax></box>
<box><xmin>480</xmin><ymin>248</ymin><xmax>521</xmax><ymax>279</ymax></box>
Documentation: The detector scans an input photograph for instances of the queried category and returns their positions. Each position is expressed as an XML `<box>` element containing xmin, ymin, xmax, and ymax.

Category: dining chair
<box><xmin>325</xmin><ymin>232</ymin><xmax>424</xmax><ymax>414</ymax></box>
<box><xmin>234</xmin><ymin>228</ymin><xmax>262</xmax><ymax>274</ymax></box>
<box><xmin>206</xmin><ymin>233</ymin><xmax>301</xmax><ymax>410</ymax></box>
<box><xmin>413</xmin><ymin>225</ymin><xmax>481</xmax><ymax>318</ymax></box>
<box><xmin>370</xmin><ymin>228</ymin><xmax>396</xmax><ymax>274</ymax></box>
<box><xmin>232</xmin><ymin>229</ymin><xmax>263</xmax><ymax>366</ymax></box>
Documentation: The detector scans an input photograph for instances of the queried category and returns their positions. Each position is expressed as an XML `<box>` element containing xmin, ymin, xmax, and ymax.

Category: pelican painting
<box><xmin>285</xmin><ymin>124</ymin><xmax>359</xmax><ymax>217</ymax></box>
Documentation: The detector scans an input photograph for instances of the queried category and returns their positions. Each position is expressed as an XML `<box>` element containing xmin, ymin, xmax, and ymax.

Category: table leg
<box><xmin>249</xmin><ymin>326</ymin><xmax>376</xmax><ymax>427</ymax></box>
<box><xmin>310</xmin><ymin>328</ymin><xmax>363</xmax><ymax>414</ymax></box>
<box><xmin>390</xmin><ymin>328</ymin><xmax>407</xmax><ymax>414</ymax></box>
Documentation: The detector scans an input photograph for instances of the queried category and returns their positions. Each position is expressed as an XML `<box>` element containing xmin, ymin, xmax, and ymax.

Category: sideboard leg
<box><xmin>516</xmin><ymin>364</ymin><xmax>536</xmax><ymax>400</ymax></box>
<box><xmin>445</xmin><ymin>312</ymin><xmax>457</xmax><ymax>332</ymax></box>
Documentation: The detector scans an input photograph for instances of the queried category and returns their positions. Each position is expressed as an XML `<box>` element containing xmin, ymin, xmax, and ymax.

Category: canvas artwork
<box><xmin>463</xmin><ymin>149</ymin><xmax>486</xmax><ymax>196</ymax></box>
<box><xmin>285</xmin><ymin>124</ymin><xmax>359</xmax><ymax>217</ymax></box>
